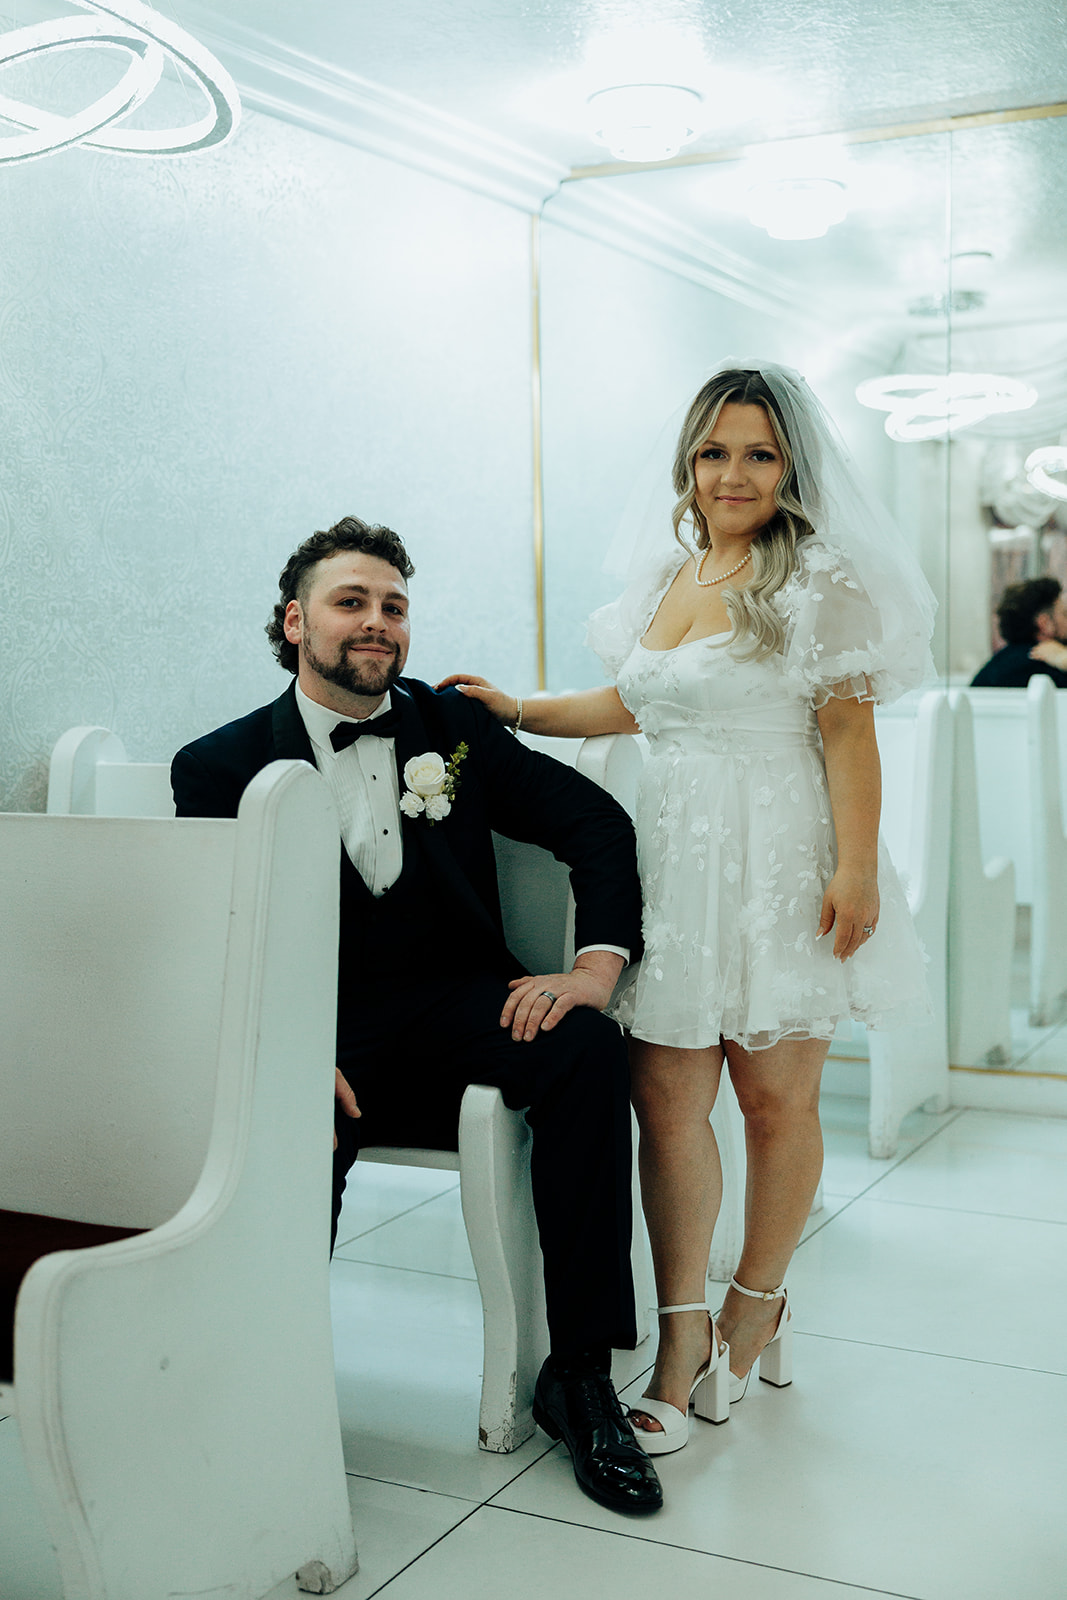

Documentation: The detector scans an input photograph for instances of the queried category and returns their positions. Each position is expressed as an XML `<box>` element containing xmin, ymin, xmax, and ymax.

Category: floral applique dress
<box><xmin>586</xmin><ymin>544</ymin><xmax>931</xmax><ymax>1051</ymax></box>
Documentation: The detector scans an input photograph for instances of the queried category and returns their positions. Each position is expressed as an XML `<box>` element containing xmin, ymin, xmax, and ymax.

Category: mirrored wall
<box><xmin>539</xmin><ymin>111</ymin><xmax>1067</xmax><ymax>690</ymax></box>
<box><xmin>537</xmin><ymin>110</ymin><xmax>1067</xmax><ymax>1070</ymax></box>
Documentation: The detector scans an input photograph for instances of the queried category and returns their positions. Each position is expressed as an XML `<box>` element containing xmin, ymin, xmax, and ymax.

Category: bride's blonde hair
<box><xmin>672</xmin><ymin>369</ymin><xmax>817</xmax><ymax>660</ymax></box>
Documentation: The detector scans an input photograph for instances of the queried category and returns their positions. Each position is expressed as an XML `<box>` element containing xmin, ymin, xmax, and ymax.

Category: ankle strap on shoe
<box><xmin>730</xmin><ymin>1277</ymin><xmax>785</xmax><ymax>1301</ymax></box>
<box><xmin>656</xmin><ymin>1302</ymin><xmax>713</xmax><ymax>1315</ymax></box>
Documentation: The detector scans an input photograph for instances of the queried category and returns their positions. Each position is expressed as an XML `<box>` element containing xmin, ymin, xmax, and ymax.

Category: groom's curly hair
<box><xmin>996</xmin><ymin>577</ymin><xmax>1061</xmax><ymax>645</ymax></box>
<box><xmin>266</xmin><ymin>515</ymin><xmax>415</xmax><ymax>674</ymax></box>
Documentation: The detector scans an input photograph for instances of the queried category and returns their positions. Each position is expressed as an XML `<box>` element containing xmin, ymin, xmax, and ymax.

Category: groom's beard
<box><xmin>303</xmin><ymin>634</ymin><xmax>403</xmax><ymax>699</ymax></box>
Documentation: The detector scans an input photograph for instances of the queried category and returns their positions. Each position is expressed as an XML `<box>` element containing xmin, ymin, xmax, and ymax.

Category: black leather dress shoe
<box><xmin>533</xmin><ymin>1359</ymin><xmax>663</xmax><ymax>1514</ymax></box>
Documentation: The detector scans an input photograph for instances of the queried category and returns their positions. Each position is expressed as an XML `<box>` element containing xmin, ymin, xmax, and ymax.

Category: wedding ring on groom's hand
<box><xmin>541</xmin><ymin>990</ymin><xmax>558</xmax><ymax>1003</ymax></box>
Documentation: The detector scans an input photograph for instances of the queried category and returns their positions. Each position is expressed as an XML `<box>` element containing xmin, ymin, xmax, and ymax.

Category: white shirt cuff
<box><xmin>574</xmin><ymin>944</ymin><xmax>631</xmax><ymax>964</ymax></box>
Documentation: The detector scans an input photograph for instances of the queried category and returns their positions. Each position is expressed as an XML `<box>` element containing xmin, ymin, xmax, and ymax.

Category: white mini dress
<box><xmin>587</xmin><ymin>545</ymin><xmax>931</xmax><ymax>1052</ymax></box>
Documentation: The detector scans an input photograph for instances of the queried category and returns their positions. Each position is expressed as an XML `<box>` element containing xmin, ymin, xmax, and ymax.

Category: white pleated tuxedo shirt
<box><xmin>296</xmin><ymin>683</ymin><xmax>402</xmax><ymax>897</ymax></box>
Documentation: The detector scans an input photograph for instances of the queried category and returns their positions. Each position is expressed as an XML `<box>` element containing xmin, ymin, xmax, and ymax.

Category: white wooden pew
<box><xmin>947</xmin><ymin>692</ymin><xmax>1015</xmax><ymax>1065</ymax></box>
<box><xmin>961</xmin><ymin>685</ymin><xmax>1067</xmax><ymax>1024</ymax></box>
<box><xmin>47</xmin><ymin>725</ymin><xmax>174</xmax><ymax>816</ymax></box>
<box><xmin>863</xmin><ymin>690</ymin><xmax>952</xmax><ymax>1156</ymax></box>
<box><xmin>0</xmin><ymin>762</ymin><xmax>358</xmax><ymax>1600</ymax></box>
<box><xmin>47</xmin><ymin>724</ymin><xmax>652</xmax><ymax>1453</ymax></box>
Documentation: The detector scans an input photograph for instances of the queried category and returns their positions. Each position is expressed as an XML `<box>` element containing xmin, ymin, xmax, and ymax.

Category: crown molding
<box><xmin>174</xmin><ymin>6</ymin><xmax>882</xmax><ymax>349</ymax></box>
<box><xmin>542</xmin><ymin>180</ymin><xmax>893</xmax><ymax>362</ymax></box>
<box><xmin>172</xmin><ymin>4</ymin><xmax>567</xmax><ymax>213</ymax></box>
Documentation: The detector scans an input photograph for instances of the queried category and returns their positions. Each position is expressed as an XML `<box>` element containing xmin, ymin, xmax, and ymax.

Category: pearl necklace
<box><xmin>694</xmin><ymin>547</ymin><xmax>752</xmax><ymax>587</ymax></box>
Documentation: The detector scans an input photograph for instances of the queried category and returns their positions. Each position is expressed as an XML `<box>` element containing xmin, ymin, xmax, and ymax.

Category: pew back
<box><xmin>0</xmin><ymin>815</ymin><xmax>233</xmax><ymax>1228</ymax></box>
<box><xmin>3</xmin><ymin>762</ymin><xmax>359</xmax><ymax>1599</ymax></box>
<box><xmin>47</xmin><ymin>725</ymin><xmax>174</xmax><ymax>817</ymax></box>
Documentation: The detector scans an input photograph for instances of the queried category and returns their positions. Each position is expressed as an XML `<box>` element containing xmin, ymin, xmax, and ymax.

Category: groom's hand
<box><xmin>333</xmin><ymin>1068</ymin><xmax>361</xmax><ymax>1150</ymax></box>
<box><xmin>501</xmin><ymin>951</ymin><xmax>626</xmax><ymax>1042</ymax></box>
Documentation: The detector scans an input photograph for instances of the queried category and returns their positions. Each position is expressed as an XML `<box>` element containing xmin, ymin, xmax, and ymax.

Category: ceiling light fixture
<box><xmin>1025</xmin><ymin>446</ymin><xmax>1067</xmax><ymax>502</ymax></box>
<box><xmin>0</xmin><ymin>0</ymin><xmax>240</xmax><ymax>164</ymax></box>
<box><xmin>738</xmin><ymin>136</ymin><xmax>850</xmax><ymax>241</ymax></box>
<box><xmin>586</xmin><ymin>83</ymin><xmax>703</xmax><ymax>164</ymax></box>
<box><xmin>745</xmin><ymin>176</ymin><xmax>847</xmax><ymax>241</ymax></box>
<box><xmin>855</xmin><ymin>373</ymin><xmax>1038</xmax><ymax>442</ymax></box>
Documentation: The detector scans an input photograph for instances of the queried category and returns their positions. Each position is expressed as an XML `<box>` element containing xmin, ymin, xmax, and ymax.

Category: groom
<box><xmin>172</xmin><ymin>515</ymin><xmax>661</xmax><ymax>1515</ymax></box>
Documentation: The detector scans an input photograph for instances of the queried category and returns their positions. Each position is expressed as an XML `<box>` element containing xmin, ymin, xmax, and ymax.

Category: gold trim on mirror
<box><xmin>530</xmin><ymin>213</ymin><xmax>547</xmax><ymax>691</ymax></box>
<box><xmin>565</xmin><ymin>101</ymin><xmax>1067</xmax><ymax>182</ymax></box>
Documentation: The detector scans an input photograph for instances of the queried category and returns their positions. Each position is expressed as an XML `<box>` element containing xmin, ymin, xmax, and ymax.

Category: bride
<box><xmin>440</xmin><ymin>362</ymin><xmax>934</xmax><ymax>1455</ymax></box>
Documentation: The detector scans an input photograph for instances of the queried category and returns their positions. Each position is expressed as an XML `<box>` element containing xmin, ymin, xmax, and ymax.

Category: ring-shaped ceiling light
<box><xmin>0</xmin><ymin>0</ymin><xmax>239</xmax><ymax>164</ymax></box>
<box><xmin>1025</xmin><ymin>446</ymin><xmax>1067</xmax><ymax>502</ymax></box>
<box><xmin>855</xmin><ymin>373</ymin><xmax>1038</xmax><ymax>443</ymax></box>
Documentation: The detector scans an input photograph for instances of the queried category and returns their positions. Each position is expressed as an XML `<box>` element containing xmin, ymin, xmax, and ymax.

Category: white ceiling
<box><xmin>181</xmin><ymin>0</ymin><xmax>1066</xmax><ymax>167</ymax></box>
<box><xmin>12</xmin><ymin>1</ymin><xmax>1065</xmax><ymax>362</ymax></box>
<box><xmin>171</xmin><ymin>0</ymin><xmax>1067</xmax><ymax>361</ymax></box>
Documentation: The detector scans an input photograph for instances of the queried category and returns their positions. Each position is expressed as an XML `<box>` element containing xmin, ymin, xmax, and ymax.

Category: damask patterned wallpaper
<box><xmin>0</xmin><ymin>109</ymin><xmax>534</xmax><ymax>811</ymax></box>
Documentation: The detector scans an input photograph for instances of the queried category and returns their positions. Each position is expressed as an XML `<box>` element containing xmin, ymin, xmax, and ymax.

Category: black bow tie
<box><xmin>330</xmin><ymin>705</ymin><xmax>402</xmax><ymax>751</ymax></box>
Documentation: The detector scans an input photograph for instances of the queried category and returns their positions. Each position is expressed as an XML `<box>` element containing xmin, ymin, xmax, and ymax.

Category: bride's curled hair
<box><xmin>672</xmin><ymin>369</ymin><xmax>817</xmax><ymax>661</ymax></box>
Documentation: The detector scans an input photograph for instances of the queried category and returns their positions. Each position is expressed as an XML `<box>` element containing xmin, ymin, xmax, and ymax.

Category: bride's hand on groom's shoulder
<box><xmin>435</xmin><ymin>672</ymin><xmax>516</xmax><ymax>726</ymax></box>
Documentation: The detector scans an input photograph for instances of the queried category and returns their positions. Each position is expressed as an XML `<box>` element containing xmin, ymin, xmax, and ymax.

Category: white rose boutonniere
<box><xmin>400</xmin><ymin>742</ymin><xmax>468</xmax><ymax>825</ymax></box>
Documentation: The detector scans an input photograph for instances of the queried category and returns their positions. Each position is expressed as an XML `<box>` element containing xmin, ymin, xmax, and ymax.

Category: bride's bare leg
<box><xmin>627</xmin><ymin>1038</ymin><xmax>724</xmax><ymax>1433</ymax></box>
<box><xmin>716</xmin><ymin>1036</ymin><xmax>828</xmax><ymax>1379</ymax></box>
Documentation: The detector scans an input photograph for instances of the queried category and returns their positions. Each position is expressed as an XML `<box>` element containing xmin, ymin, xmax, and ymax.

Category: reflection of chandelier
<box><xmin>855</xmin><ymin>373</ymin><xmax>1037</xmax><ymax>442</ymax></box>
<box><xmin>1026</xmin><ymin>446</ymin><xmax>1067</xmax><ymax>502</ymax></box>
<box><xmin>0</xmin><ymin>0</ymin><xmax>240</xmax><ymax>164</ymax></box>
<box><xmin>745</xmin><ymin>177</ymin><xmax>847</xmax><ymax>241</ymax></box>
<box><xmin>586</xmin><ymin>84</ymin><xmax>703</xmax><ymax>163</ymax></box>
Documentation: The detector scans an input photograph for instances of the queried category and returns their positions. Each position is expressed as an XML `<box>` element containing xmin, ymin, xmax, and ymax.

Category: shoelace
<box><xmin>566</xmin><ymin>1373</ymin><xmax>625</xmax><ymax>1429</ymax></box>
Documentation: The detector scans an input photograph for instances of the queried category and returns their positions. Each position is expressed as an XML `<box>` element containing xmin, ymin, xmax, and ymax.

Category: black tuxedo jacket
<box><xmin>171</xmin><ymin>678</ymin><xmax>643</xmax><ymax>982</ymax></box>
<box><xmin>970</xmin><ymin>644</ymin><xmax>1067</xmax><ymax>690</ymax></box>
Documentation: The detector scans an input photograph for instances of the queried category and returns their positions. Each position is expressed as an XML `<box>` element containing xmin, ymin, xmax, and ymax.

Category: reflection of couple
<box><xmin>173</xmin><ymin>363</ymin><xmax>934</xmax><ymax>1514</ymax></box>
<box><xmin>970</xmin><ymin>577</ymin><xmax>1067</xmax><ymax>687</ymax></box>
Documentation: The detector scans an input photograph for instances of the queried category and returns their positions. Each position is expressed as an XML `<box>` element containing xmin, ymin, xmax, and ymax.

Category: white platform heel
<box><xmin>723</xmin><ymin>1278</ymin><xmax>792</xmax><ymax>1403</ymax></box>
<box><xmin>627</xmin><ymin>1303</ymin><xmax>731</xmax><ymax>1456</ymax></box>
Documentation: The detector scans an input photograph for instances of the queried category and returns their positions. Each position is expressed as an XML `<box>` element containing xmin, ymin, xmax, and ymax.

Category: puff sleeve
<box><xmin>585</xmin><ymin>553</ymin><xmax>686</xmax><ymax>680</ymax></box>
<box><xmin>776</xmin><ymin>541</ymin><xmax>935</xmax><ymax>709</ymax></box>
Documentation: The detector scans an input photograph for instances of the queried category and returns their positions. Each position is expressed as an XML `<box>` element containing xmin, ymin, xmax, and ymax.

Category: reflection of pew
<box><xmin>961</xmin><ymin>684</ymin><xmax>1067</xmax><ymax>1024</ymax></box>
<box><xmin>961</xmin><ymin>690</ymin><xmax>1035</xmax><ymax>901</ymax></box>
<box><xmin>867</xmin><ymin>690</ymin><xmax>951</xmax><ymax>1156</ymax></box>
<box><xmin>1027</xmin><ymin>676</ymin><xmax>1067</xmax><ymax>1023</ymax></box>
<box><xmin>0</xmin><ymin>762</ymin><xmax>359</xmax><ymax>1599</ymax></box>
<box><xmin>947</xmin><ymin>693</ymin><xmax>1014</xmax><ymax>1065</ymax></box>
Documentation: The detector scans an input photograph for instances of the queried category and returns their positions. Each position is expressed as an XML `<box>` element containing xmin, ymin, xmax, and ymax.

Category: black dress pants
<box><xmin>332</xmin><ymin>972</ymin><xmax>637</xmax><ymax>1354</ymax></box>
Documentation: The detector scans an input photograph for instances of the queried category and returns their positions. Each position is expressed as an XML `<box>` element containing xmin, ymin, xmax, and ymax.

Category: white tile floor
<box><xmin>4</xmin><ymin>1088</ymin><xmax>1067</xmax><ymax>1600</ymax></box>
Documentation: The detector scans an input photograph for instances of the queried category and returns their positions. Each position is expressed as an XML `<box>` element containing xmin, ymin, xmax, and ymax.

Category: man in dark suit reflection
<box><xmin>971</xmin><ymin>577</ymin><xmax>1067</xmax><ymax>687</ymax></box>
<box><xmin>171</xmin><ymin>516</ymin><xmax>662</xmax><ymax>1516</ymax></box>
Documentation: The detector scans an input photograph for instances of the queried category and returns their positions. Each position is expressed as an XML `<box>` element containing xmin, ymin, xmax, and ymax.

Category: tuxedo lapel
<box><xmin>270</xmin><ymin>681</ymin><xmax>316</xmax><ymax>764</ymax></box>
<box><xmin>270</xmin><ymin>681</ymin><xmax>380</xmax><ymax>909</ymax></box>
<box><xmin>390</xmin><ymin>683</ymin><xmax>503</xmax><ymax>948</ymax></box>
